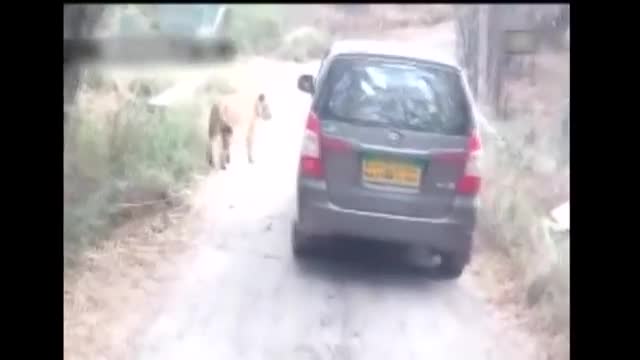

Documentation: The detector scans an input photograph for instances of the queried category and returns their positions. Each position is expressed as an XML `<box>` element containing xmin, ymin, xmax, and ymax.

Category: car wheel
<box><xmin>292</xmin><ymin>222</ymin><xmax>313</xmax><ymax>258</ymax></box>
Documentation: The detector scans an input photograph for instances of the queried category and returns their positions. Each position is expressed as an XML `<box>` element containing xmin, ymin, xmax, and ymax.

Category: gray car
<box><xmin>292</xmin><ymin>40</ymin><xmax>482</xmax><ymax>279</ymax></box>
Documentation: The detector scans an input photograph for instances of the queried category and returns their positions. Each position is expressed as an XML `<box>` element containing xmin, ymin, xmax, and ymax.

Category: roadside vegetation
<box><xmin>64</xmin><ymin>5</ymin><xmax>228</xmax><ymax>268</ymax></box>
<box><xmin>63</xmin><ymin>3</ymin><xmax>330</xmax><ymax>269</ymax></box>
<box><xmin>64</xmin><ymin>69</ymin><xmax>208</xmax><ymax>268</ymax></box>
<box><xmin>65</xmin><ymin>4</ymin><xmax>570</xmax><ymax>360</ymax></box>
<box><xmin>456</xmin><ymin>6</ymin><xmax>570</xmax><ymax>358</ymax></box>
<box><xmin>63</xmin><ymin>2</ymin><xmax>461</xmax><ymax>280</ymax></box>
<box><xmin>226</xmin><ymin>4</ymin><xmax>331</xmax><ymax>62</ymax></box>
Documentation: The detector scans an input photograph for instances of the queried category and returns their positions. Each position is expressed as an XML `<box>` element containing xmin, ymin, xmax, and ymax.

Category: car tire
<box><xmin>292</xmin><ymin>222</ymin><xmax>313</xmax><ymax>258</ymax></box>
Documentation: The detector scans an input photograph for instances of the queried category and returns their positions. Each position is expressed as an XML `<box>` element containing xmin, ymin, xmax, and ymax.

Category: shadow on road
<box><xmin>292</xmin><ymin>237</ymin><xmax>457</xmax><ymax>292</ymax></box>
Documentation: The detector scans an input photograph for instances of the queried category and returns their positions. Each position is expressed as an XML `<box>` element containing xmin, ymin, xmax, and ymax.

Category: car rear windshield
<box><xmin>318</xmin><ymin>56</ymin><xmax>472</xmax><ymax>136</ymax></box>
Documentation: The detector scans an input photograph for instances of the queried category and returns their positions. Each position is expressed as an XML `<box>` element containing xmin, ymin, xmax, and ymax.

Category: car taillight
<box><xmin>300</xmin><ymin>111</ymin><xmax>323</xmax><ymax>178</ymax></box>
<box><xmin>456</xmin><ymin>129</ymin><xmax>482</xmax><ymax>195</ymax></box>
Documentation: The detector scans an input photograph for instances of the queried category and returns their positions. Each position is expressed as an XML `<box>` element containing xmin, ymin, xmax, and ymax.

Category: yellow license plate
<box><xmin>362</xmin><ymin>159</ymin><xmax>422</xmax><ymax>188</ymax></box>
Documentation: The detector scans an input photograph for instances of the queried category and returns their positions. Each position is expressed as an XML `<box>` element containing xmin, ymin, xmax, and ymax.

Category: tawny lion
<box><xmin>207</xmin><ymin>92</ymin><xmax>272</xmax><ymax>170</ymax></box>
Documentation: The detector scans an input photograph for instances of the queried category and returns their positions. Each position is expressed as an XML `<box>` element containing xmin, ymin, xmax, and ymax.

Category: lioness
<box><xmin>207</xmin><ymin>102</ymin><xmax>233</xmax><ymax>170</ymax></box>
<box><xmin>207</xmin><ymin>92</ymin><xmax>272</xmax><ymax>169</ymax></box>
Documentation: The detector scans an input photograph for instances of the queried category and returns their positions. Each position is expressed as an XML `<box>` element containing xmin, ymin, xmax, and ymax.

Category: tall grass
<box><xmin>479</xmin><ymin>112</ymin><xmax>570</xmax><ymax>340</ymax></box>
<box><xmin>64</xmin><ymin>73</ymin><xmax>207</xmax><ymax>268</ymax></box>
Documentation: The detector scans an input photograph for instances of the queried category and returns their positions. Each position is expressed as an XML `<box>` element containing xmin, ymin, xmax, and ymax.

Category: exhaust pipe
<box><xmin>407</xmin><ymin>247</ymin><xmax>442</xmax><ymax>268</ymax></box>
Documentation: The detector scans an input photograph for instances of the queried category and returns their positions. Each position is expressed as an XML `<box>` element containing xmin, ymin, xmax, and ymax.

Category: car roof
<box><xmin>328</xmin><ymin>40</ymin><xmax>461</xmax><ymax>71</ymax></box>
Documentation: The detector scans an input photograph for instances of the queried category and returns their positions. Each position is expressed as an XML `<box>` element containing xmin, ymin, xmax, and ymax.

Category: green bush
<box><xmin>227</xmin><ymin>5</ymin><xmax>285</xmax><ymax>55</ymax></box>
<box><xmin>276</xmin><ymin>26</ymin><xmax>331</xmax><ymax>62</ymax></box>
<box><xmin>225</xmin><ymin>4</ymin><xmax>330</xmax><ymax>61</ymax></box>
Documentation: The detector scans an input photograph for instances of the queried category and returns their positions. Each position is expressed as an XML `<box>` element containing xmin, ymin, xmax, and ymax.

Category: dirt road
<box><xmin>124</xmin><ymin>52</ymin><xmax>540</xmax><ymax>359</ymax></box>
<box><xmin>65</xmin><ymin>23</ymin><xmax>543</xmax><ymax>360</ymax></box>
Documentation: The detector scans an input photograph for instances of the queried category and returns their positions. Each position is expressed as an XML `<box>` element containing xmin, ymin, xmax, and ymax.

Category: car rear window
<box><xmin>318</xmin><ymin>56</ymin><xmax>472</xmax><ymax>136</ymax></box>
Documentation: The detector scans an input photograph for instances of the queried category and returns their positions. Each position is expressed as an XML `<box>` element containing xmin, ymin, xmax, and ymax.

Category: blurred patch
<box><xmin>503</xmin><ymin>30</ymin><xmax>538</xmax><ymax>55</ymax></box>
<box><xmin>64</xmin><ymin>36</ymin><xmax>237</xmax><ymax>66</ymax></box>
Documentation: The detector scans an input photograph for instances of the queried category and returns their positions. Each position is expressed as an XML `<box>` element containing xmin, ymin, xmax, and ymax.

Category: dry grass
<box><xmin>476</xmin><ymin>48</ymin><xmax>570</xmax><ymax>360</ymax></box>
<box><xmin>64</xmin><ymin>64</ymin><xmax>210</xmax><ymax>357</ymax></box>
<box><xmin>307</xmin><ymin>4</ymin><xmax>454</xmax><ymax>38</ymax></box>
<box><xmin>63</xmin><ymin>186</ymin><xmax>200</xmax><ymax>360</ymax></box>
<box><xmin>64</xmin><ymin>59</ymin><xmax>274</xmax><ymax>359</ymax></box>
<box><xmin>466</xmin><ymin>247</ymin><xmax>569</xmax><ymax>360</ymax></box>
<box><xmin>501</xmin><ymin>51</ymin><xmax>570</xmax><ymax>133</ymax></box>
<box><xmin>63</xmin><ymin>64</ymin><xmax>243</xmax><ymax>268</ymax></box>
<box><xmin>222</xmin><ymin>4</ymin><xmax>454</xmax><ymax>62</ymax></box>
<box><xmin>368</xmin><ymin>4</ymin><xmax>453</xmax><ymax>28</ymax></box>
<box><xmin>257</xmin><ymin>4</ymin><xmax>455</xmax><ymax>61</ymax></box>
<box><xmin>276</xmin><ymin>26</ymin><xmax>331</xmax><ymax>62</ymax></box>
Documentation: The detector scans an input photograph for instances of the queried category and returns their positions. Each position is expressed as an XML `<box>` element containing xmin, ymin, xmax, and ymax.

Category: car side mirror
<box><xmin>297</xmin><ymin>74</ymin><xmax>315</xmax><ymax>94</ymax></box>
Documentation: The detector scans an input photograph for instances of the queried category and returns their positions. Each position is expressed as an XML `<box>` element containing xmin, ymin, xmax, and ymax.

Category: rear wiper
<box><xmin>398</xmin><ymin>91</ymin><xmax>409</xmax><ymax>127</ymax></box>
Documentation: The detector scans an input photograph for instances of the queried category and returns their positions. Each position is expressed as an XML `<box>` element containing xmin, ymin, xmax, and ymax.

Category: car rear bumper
<box><xmin>296</xmin><ymin>178</ymin><xmax>475</xmax><ymax>262</ymax></box>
